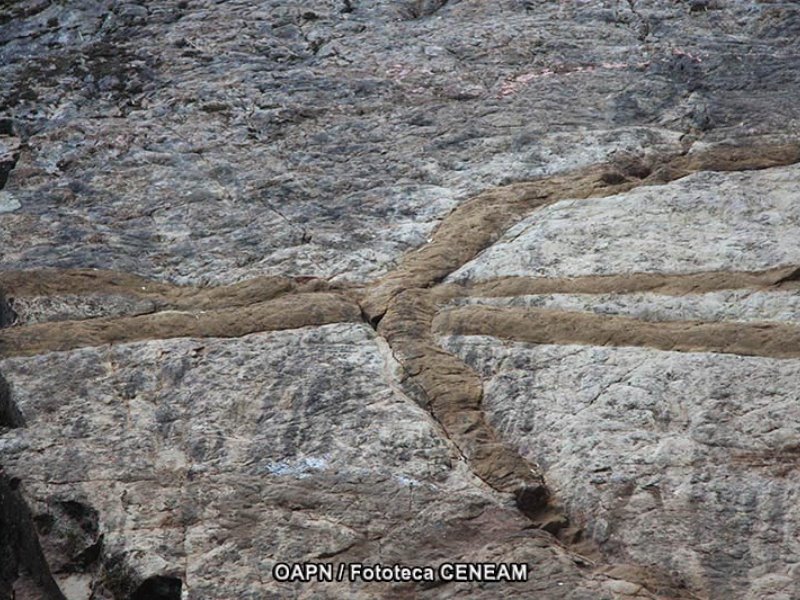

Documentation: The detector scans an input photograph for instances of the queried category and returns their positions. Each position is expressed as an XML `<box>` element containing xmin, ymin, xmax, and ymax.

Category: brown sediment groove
<box><xmin>361</xmin><ymin>141</ymin><xmax>800</xmax><ymax>322</ymax></box>
<box><xmin>650</xmin><ymin>141</ymin><xmax>800</xmax><ymax>183</ymax></box>
<box><xmin>0</xmin><ymin>292</ymin><xmax>361</xmax><ymax>358</ymax></box>
<box><xmin>0</xmin><ymin>269</ymin><xmax>180</xmax><ymax>298</ymax></box>
<box><xmin>432</xmin><ymin>305</ymin><xmax>800</xmax><ymax>359</ymax></box>
<box><xmin>2</xmin><ymin>140</ymin><xmax>799</xmax><ymax>597</ymax></box>
<box><xmin>360</xmin><ymin>163</ymin><xmax>641</xmax><ymax>323</ymax></box>
<box><xmin>435</xmin><ymin>264</ymin><xmax>800</xmax><ymax>300</ymax></box>
<box><xmin>354</xmin><ymin>140</ymin><xmax>800</xmax><ymax>554</ymax></box>
<box><xmin>0</xmin><ymin>268</ymin><xmax>337</xmax><ymax>311</ymax></box>
<box><xmin>377</xmin><ymin>289</ymin><xmax>552</xmax><ymax>520</ymax></box>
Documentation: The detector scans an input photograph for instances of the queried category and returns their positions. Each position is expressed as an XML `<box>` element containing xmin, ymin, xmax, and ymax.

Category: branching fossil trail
<box><xmin>1</xmin><ymin>139</ymin><xmax>800</xmax><ymax>597</ymax></box>
<box><xmin>433</xmin><ymin>305</ymin><xmax>800</xmax><ymax>360</ymax></box>
<box><xmin>0</xmin><ymin>292</ymin><xmax>362</xmax><ymax>358</ymax></box>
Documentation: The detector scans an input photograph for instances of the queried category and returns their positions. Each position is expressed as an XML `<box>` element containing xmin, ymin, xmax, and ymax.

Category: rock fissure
<box><xmin>355</xmin><ymin>140</ymin><xmax>800</xmax><ymax>596</ymax></box>
<box><xmin>0</xmin><ymin>372</ymin><xmax>24</xmax><ymax>429</ymax></box>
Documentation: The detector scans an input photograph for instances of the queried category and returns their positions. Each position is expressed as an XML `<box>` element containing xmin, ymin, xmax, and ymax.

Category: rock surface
<box><xmin>2</xmin><ymin>0</ymin><xmax>800</xmax><ymax>599</ymax></box>
<box><xmin>439</xmin><ymin>337</ymin><xmax>800</xmax><ymax>600</ymax></box>
<box><xmin>0</xmin><ymin>325</ymin><xmax>656</xmax><ymax>599</ymax></box>
<box><xmin>450</xmin><ymin>288</ymin><xmax>800</xmax><ymax>324</ymax></box>
<box><xmin>447</xmin><ymin>164</ymin><xmax>800</xmax><ymax>282</ymax></box>
<box><xmin>3</xmin><ymin>0</ymin><xmax>800</xmax><ymax>284</ymax></box>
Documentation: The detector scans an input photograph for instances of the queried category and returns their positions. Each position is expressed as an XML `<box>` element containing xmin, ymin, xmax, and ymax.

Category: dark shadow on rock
<box><xmin>33</xmin><ymin>498</ymin><xmax>103</xmax><ymax>575</ymax></box>
<box><xmin>0</xmin><ymin>152</ymin><xmax>16</xmax><ymax>190</ymax></box>
<box><xmin>130</xmin><ymin>575</ymin><xmax>182</xmax><ymax>600</ymax></box>
<box><xmin>0</xmin><ymin>286</ymin><xmax>16</xmax><ymax>328</ymax></box>
<box><xmin>0</xmin><ymin>373</ymin><xmax>24</xmax><ymax>428</ymax></box>
<box><xmin>0</xmin><ymin>471</ymin><xmax>66</xmax><ymax>599</ymax></box>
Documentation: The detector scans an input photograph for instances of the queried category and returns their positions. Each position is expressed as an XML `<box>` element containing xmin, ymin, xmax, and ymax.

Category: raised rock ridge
<box><xmin>2</xmin><ymin>1</ymin><xmax>800</xmax><ymax>599</ymax></box>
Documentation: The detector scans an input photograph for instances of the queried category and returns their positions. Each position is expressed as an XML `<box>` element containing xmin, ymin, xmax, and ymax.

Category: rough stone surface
<box><xmin>450</xmin><ymin>289</ymin><xmax>800</xmax><ymax>324</ymax></box>
<box><xmin>439</xmin><ymin>336</ymin><xmax>800</xmax><ymax>600</ymax></box>
<box><xmin>3</xmin><ymin>1</ymin><xmax>800</xmax><ymax>284</ymax></box>
<box><xmin>3</xmin><ymin>1</ymin><xmax>800</xmax><ymax>599</ymax></box>
<box><xmin>448</xmin><ymin>164</ymin><xmax>800</xmax><ymax>283</ymax></box>
<box><xmin>8</xmin><ymin>294</ymin><xmax>157</xmax><ymax>326</ymax></box>
<box><xmin>0</xmin><ymin>324</ymin><xmax>645</xmax><ymax>599</ymax></box>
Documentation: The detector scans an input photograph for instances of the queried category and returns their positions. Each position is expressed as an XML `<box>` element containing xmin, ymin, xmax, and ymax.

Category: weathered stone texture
<box><xmin>449</xmin><ymin>289</ymin><xmax>800</xmax><ymax>325</ymax></box>
<box><xmin>2</xmin><ymin>0</ymin><xmax>800</xmax><ymax>598</ymax></box>
<box><xmin>3</xmin><ymin>1</ymin><xmax>800</xmax><ymax>283</ymax></box>
<box><xmin>0</xmin><ymin>325</ymin><xmax>647</xmax><ymax>598</ymax></box>
<box><xmin>448</xmin><ymin>164</ymin><xmax>800</xmax><ymax>283</ymax></box>
<box><xmin>440</xmin><ymin>336</ymin><xmax>800</xmax><ymax>600</ymax></box>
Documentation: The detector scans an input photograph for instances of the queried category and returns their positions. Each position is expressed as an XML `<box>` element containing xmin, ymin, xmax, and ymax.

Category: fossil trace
<box><xmin>1</xmin><ymin>1</ymin><xmax>800</xmax><ymax>599</ymax></box>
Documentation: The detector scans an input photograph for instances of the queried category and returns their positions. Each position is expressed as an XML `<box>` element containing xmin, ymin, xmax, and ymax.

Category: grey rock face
<box><xmin>0</xmin><ymin>325</ymin><xmax>642</xmax><ymax>599</ymax></box>
<box><xmin>450</xmin><ymin>289</ymin><xmax>800</xmax><ymax>324</ymax></box>
<box><xmin>447</xmin><ymin>164</ymin><xmax>800</xmax><ymax>282</ymax></box>
<box><xmin>8</xmin><ymin>294</ymin><xmax>157</xmax><ymax>326</ymax></box>
<box><xmin>439</xmin><ymin>336</ymin><xmax>800</xmax><ymax>600</ymax></box>
<box><xmin>2</xmin><ymin>0</ymin><xmax>800</xmax><ymax>599</ymax></box>
<box><xmin>2</xmin><ymin>1</ymin><xmax>800</xmax><ymax>283</ymax></box>
<box><xmin>0</xmin><ymin>192</ymin><xmax>20</xmax><ymax>215</ymax></box>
